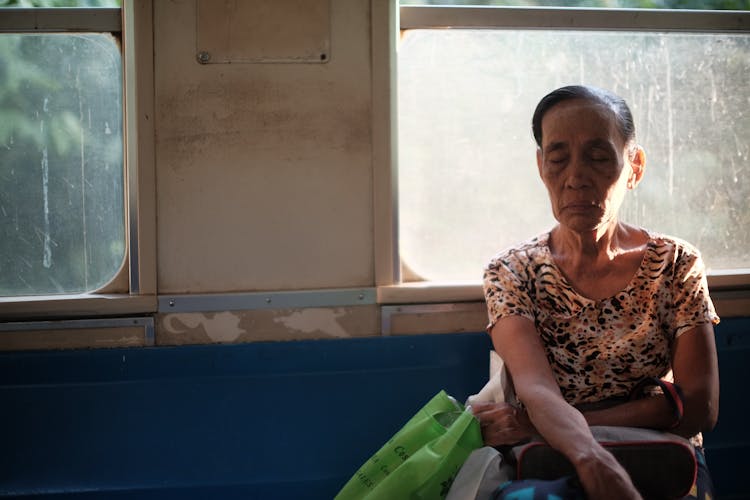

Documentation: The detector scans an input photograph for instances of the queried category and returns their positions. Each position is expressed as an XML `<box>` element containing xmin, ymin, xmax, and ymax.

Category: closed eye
<box><xmin>586</xmin><ymin>143</ymin><xmax>616</xmax><ymax>163</ymax></box>
<box><xmin>546</xmin><ymin>154</ymin><xmax>568</xmax><ymax>165</ymax></box>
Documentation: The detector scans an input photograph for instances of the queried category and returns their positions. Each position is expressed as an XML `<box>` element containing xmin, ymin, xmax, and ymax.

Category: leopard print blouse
<box><xmin>483</xmin><ymin>230</ymin><xmax>719</xmax><ymax>407</ymax></box>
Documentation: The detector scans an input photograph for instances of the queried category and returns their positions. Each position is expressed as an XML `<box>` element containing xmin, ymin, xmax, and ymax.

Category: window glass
<box><xmin>0</xmin><ymin>33</ymin><xmax>124</xmax><ymax>295</ymax></box>
<box><xmin>398</xmin><ymin>29</ymin><xmax>750</xmax><ymax>281</ymax></box>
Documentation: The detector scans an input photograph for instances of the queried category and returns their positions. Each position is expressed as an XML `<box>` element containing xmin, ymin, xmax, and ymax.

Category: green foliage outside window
<box><xmin>0</xmin><ymin>34</ymin><xmax>124</xmax><ymax>296</ymax></box>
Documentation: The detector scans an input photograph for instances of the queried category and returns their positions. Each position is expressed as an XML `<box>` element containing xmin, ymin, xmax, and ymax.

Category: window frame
<box><xmin>0</xmin><ymin>1</ymin><xmax>156</xmax><ymax>320</ymax></box>
<box><xmin>376</xmin><ymin>4</ymin><xmax>750</xmax><ymax>304</ymax></box>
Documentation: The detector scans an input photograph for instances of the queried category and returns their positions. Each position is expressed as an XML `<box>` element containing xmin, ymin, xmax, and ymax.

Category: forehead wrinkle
<box><xmin>586</xmin><ymin>138</ymin><xmax>617</xmax><ymax>151</ymax></box>
<box><xmin>541</xmin><ymin>100</ymin><xmax>622</xmax><ymax>145</ymax></box>
<box><xmin>543</xmin><ymin>141</ymin><xmax>568</xmax><ymax>155</ymax></box>
<box><xmin>543</xmin><ymin>136</ymin><xmax>618</xmax><ymax>155</ymax></box>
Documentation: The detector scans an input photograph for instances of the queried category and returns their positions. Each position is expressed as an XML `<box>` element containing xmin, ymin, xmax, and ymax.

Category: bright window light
<box><xmin>398</xmin><ymin>29</ymin><xmax>749</xmax><ymax>281</ymax></box>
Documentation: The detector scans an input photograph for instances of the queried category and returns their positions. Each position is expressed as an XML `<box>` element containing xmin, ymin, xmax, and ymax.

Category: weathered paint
<box><xmin>272</xmin><ymin>308</ymin><xmax>350</xmax><ymax>338</ymax></box>
<box><xmin>157</xmin><ymin>304</ymin><xmax>378</xmax><ymax>344</ymax></box>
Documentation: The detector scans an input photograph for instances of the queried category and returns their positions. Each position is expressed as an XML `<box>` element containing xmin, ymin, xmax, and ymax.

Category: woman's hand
<box><xmin>471</xmin><ymin>402</ymin><xmax>534</xmax><ymax>446</ymax></box>
<box><xmin>574</xmin><ymin>445</ymin><xmax>643</xmax><ymax>500</ymax></box>
<box><xmin>472</xmin><ymin>400</ymin><xmax>641</xmax><ymax>498</ymax></box>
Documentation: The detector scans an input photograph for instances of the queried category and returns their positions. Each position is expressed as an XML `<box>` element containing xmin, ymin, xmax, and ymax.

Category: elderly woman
<box><xmin>474</xmin><ymin>85</ymin><xmax>719</xmax><ymax>499</ymax></box>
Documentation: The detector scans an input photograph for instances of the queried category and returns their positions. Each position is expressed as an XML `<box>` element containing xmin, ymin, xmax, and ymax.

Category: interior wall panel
<box><xmin>155</xmin><ymin>0</ymin><xmax>374</xmax><ymax>294</ymax></box>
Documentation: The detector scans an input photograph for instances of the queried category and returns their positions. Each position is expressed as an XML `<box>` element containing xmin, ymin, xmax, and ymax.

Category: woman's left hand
<box><xmin>471</xmin><ymin>401</ymin><xmax>535</xmax><ymax>446</ymax></box>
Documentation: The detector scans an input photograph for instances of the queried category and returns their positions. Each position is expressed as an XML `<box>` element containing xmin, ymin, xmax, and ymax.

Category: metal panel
<box><xmin>195</xmin><ymin>0</ymin><xmax>330</xmax><ymax>64</ymax></box>
<box><xmin>0</xmin><ymin>317</ymin><xmax>154</xmax><ymax>350</ymax></box>
<box><xmin>381</xmin><ymin>302</ymin><xmax>485</xmax><ymax>335</ymax></box>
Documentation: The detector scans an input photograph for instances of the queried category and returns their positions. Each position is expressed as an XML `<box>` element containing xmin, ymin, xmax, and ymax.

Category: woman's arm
<box><xmin>480</xmin><ymin>322</ymin><xmax>720</xmax><ymax>440</ymax></box>
<box><xmin>670</xmin><ymin>323</ymin><xmax>720</xmax><ymax>436</ymax></box>
<box><xmin>582</xmin><ymin>394</ymin><xmax>680</xmax><ymax>429</ymax></box>
<box><xmin>582</xmin><ymin>323</ymin><xmax>719</xmax><ymax>437</ymax></box>
<box><xmin>484</xmin><ymin>315</ymin><xmax>641</xmax><ymax>500</ymax></box>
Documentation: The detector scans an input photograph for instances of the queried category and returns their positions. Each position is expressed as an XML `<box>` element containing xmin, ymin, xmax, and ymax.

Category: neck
<box><xmin>551</xmin><ymin>221</ymin><xmax>626</xmax><ymax>265</ymax></box>
<box><xmin>548</xmin><ymin>221</ymin><xmax>649</xmax><ymax>301</ymax></box>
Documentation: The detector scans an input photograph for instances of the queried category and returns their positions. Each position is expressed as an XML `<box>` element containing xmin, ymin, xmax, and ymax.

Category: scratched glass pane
<box><xmin>398</xmin><ymin>30</ymin><xmax>750</xmax><ymax>281</ymax></box>
<box><xmin>0</xmin><ymin>34</ymin><xmax>124</xmax><ymax>295</ymax></box>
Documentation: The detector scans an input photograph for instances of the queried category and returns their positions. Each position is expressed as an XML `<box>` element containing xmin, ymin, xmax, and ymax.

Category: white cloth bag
<box><xmin>466</xmin><ymin>350</ymin><xmax>516</xmax><ymax>407</ymax></box>
<box><xmin>446</xmin><ymin>351</ymin><xmax>516</xmax><ymax>500</ymax></box>
<box><xmin>445</xmin><ymin>446</ymin><xmax>509</xmax><ymax>500</ymax></box>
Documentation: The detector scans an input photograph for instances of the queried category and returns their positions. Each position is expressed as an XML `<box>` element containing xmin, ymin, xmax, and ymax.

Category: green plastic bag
<box><xmin>336</xmin><ymin>390</ymin><xmax>484</xmax><ymax>500</ymax></box>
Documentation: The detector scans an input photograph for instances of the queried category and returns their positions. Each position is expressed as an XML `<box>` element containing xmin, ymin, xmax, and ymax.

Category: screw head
<box><xmin>197</xmin><ymin>51</ymin><xmax>211</xmax><ymax>64</ymax></box>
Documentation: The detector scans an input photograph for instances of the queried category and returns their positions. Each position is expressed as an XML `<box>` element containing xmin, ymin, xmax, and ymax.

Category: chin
<box><xmin>558</xmin><ymin>216</ymin><xmax>602</xmax><ymax>233</ymax></box>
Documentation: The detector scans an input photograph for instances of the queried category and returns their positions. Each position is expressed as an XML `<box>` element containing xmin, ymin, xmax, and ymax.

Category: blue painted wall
<box><xmin>0</xmin><ymin>318</ymin><xmax>747</xmax><ymax>498</ymax></box>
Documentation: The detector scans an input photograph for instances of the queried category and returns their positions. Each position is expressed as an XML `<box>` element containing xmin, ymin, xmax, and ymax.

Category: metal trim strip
<box><xmin>123</xmin><ymin>0</ymin><xmax>140</xmax><ymax>294</ymax></box>
<box><xmin>400</xmin><ymin>6</ymin><xmax>750</xmax><ymax>33</ymax></box>
<box><xmin>158</xmin><ymin>288</ymin><xmax>378</xmax><ymax>313</ymax></box>
<box><xmin>0</xmin><ymin>7</ymin><xmax>122</xmax><ymax>33</ymax></box>
<box><xmin>0</xmin><ymin>316</ymin><xmax>153</xmax><ymax>332</ymax></box>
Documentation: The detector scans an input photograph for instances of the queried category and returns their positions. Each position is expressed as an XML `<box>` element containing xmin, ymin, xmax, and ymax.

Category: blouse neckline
<box><xmin>538</xmin><ymin>229</ymin><xmax>656</xmax><ymax>305</ymax></box>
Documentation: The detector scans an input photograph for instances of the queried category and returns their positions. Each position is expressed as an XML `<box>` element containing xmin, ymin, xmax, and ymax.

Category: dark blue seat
<box><xmin>0</xmin><ymin>333</ymin><xmax>491</xmax><ymax>499</ymax></box>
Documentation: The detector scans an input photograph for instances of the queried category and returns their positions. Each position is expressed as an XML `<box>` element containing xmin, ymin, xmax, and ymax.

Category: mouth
<box><xmin>563</xmin><ymin>201</ymin><xmax>598</xmax><ymax>210</ymax></box>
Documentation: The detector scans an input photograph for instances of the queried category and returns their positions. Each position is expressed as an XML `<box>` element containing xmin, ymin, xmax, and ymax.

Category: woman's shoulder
<box><xmin>641</xmin><ymin>230</ymin><xmax>710</xmax><ymax>282</ymax></box>
<box><xmin>486</xmin><ymin>232</ymin><xmax>550</xmax><ymax>270</ymax></box>
<box><xmin>643</xmin><ymin>229</ymin><xmax>704</xmax><ymax>260</ymax></box>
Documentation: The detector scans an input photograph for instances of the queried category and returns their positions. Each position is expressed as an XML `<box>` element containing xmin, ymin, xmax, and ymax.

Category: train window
<box><xmin>0</xmin><ymin>1</ymin><xmax>124</xmax><ymax>297</ymax></box>
<box><xmin>398</xmin><ymin>4</ymin><xmax>750</xmax><ymax>283</ymax></box>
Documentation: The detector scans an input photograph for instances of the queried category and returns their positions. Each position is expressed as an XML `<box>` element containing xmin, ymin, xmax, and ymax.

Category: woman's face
<box><xmin>536</xmin><ymin>98</ymin><xmax>644</xmax><ymax>234</ymax></box>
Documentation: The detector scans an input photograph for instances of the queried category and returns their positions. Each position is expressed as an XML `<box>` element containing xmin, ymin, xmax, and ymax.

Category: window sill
<box><xmin>707</xmin><ymin>270</ymin><xmax>750</xmax><ymax>290</ymax></box>
<box><xmin>377</xmin><ymin>281</ymin><xmax>484</xmax><ymax>305</ymax></box>
<box><xmin>0</xmin><ymin>294</ymin><xmax>157</xmax><ymax>321</ymax></box>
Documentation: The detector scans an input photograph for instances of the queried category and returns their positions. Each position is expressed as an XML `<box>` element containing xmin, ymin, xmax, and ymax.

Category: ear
<box><xmin>627</xmin><ymin>145</ymin><xmax>646</xmax><ymax>189</ymax></box>
<box><xmin>536</xmin><ymin>148</ymin><xmax>543</xmax><ymax>177</ymax></box>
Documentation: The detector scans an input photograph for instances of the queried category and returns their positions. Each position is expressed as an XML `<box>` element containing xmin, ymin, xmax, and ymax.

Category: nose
<box><xmin>564</xmin><ymin>155</ymin><xmax>591</xmax><ymax>190</ymax></box>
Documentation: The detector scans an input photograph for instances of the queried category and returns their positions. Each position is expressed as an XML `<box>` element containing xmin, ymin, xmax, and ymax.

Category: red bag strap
<box><xmin>629</xmin><ymin>377</ymin><xmax>684</xmax><ymax>428</ymax></box>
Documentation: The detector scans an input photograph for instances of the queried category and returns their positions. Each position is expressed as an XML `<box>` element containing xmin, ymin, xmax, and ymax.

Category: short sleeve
<box><xmin>483</xmin><ymin>257</ymin><xmax>536</xmax><ymax>332</ymax></box>
<box><xmin>672</xmin><ymin>248</ymin><xmax>720</xmax><ymax>338</ymax></box>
